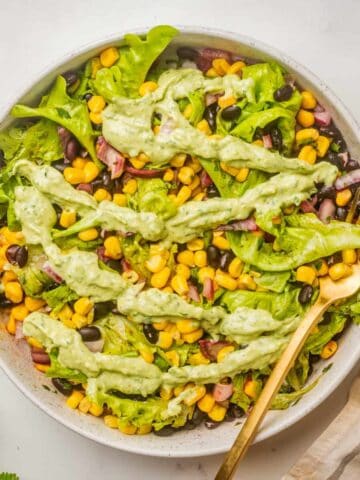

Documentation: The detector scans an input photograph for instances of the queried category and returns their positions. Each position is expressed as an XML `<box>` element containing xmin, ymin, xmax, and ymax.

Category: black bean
<box><xmin>317</xmin><ymin>185</ymin><xmax>336</xmax><ymax>202</ymax></box>
<box><xmin>65</xmin><ymin>138</ymin><xmax>80</xmax><ymax>161</ymax></box>
<box><xmin>0</xmin><ymin>293</ymin><xmax>13</xmax><ymax>308</ymax></box>
<box><xmin>0</xmin><ymin>149</ymin><xmax>5</xmax><ymax>168</ymax></box>
<box><xmin>52</xmin><ymin>377</ymin><xmax>74</xmax><ymax>396</ymax></box>
<box><xmin>336</xmin><ymin>207</ymin><xmax>347</xmax><ymax>221</ymax></box>
<box><xmin>206</xmin><ymin>184</ymin><xmax>219</xmax><ymax>198</ymax></box>
<box><xmin>270</xmin><ymin>127</ymin><xmax>283</xmax><ymax>151</ymax></box>
<box><xmin>204</xmin><ymin>103</ymin><xmax>219</xmax><ymax>133</ymax></box>
<box><xmin>153</xmin><ymin>426</ymin><xmax>176</xmax><ymax>436</ymax></box>
<box><xmin>191</xmin><ymin>407</ymin><xmax>206</xmax><ymax>426</ymax></box>
<box><xmin>219</xmin><ymin>251</ymin><xmax>235</xmax><ymax>270</ymax></box>
<box><xmin>221</xmin><ymin>105</ymin><xmax>241</xmax><ymax>121</ymax></box>
<box><xmin>345</xmin><ymin>159</ymin><xmax>360</xmax><ymax>172</ymax></box>
<box><xmin>207</xmin><ymin>245</ymin><xmax>221</xmax><ymax>268</ymax></box>
<box><xmin>62</xmin><ymin>71</ymin><xmax>79</xmax><ymax>88</ymax></box>
<box><xmin>106</xmin><ymin>259</ymin><xmax>122</xmax><ymax>272</ymax></box>
<box><xmin>52</xmin><ymin>159</ymin><xmax>66</xmax><ymax>172</ymax></box>
<box><xmin>327</xmin><ymin>252</ymin><xmax>343</xmax><ymax>266</ymax></box>
<box><xmin>273</xmin><ymin>84</ymin><xmax>293</xmax><ymax>102</ymax></box>
<box><xmin>204</xmin><ymin>420</ymin><xmax>220</xmax><ymax>430</ymax></box>
<box><xmin>143</xmin><ymin>324</ymin><xmax>159</xmax><ymax>344</ymax></box>
<box><xmin>5</xmin><ymin>244</ymin><xmax>28</xmax><ymax>268</ymax></box>
<box><xmin>177</xmin><ymin>46</ymin><xmax>198</xmax><ymax>61</ymax></box>
<box><xmin>325</xmin><ymin>151</ymin><xmax>343</xmax><ymax>170</ymax></box>
<box><xmin>298</xmin><ymin>284</ymin><xmax>313</xmax><ymax>305</ymax></box>
<box><xmin>227</xmin><ymin>404</ymin><xmax>244</xmax><ymax>419</ymax></box>
<box><xmin>94</xmin><ymin>301</ymin><xmax>115</xmax><ymax>320</ymax></box>
<box><xmin>319</xmin><ymin>125</ymin><xmax>347</xmax><ymax>151</ymax></box>
<box><xmin>78</xmin><ymin>326</ymin><xmax>101</xmax><ymax>342</ymax></box>
<box><xmin>84</xmin><ymin>93</ymin><xmax>93</xmax><ymax>101</ymax></box>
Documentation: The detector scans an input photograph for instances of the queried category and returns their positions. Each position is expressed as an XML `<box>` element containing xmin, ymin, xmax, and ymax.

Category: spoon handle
<box><xmin>216</xmin><ymin>298</ymin><xmax>330</xmax><ymax>480</ymax></box>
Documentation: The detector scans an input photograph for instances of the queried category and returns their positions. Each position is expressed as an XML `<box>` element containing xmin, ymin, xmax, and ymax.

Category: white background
<box><xmin>1</xmin><ymin>0</ymin><xmax>360</xmax><ymax>478</ymax></box>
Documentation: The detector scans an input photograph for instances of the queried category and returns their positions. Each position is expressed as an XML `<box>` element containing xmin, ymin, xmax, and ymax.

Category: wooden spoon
<box><xmin>216</xmin><ymin>264</ymin><xmax>360</xmax><ymax>480</ymax></box>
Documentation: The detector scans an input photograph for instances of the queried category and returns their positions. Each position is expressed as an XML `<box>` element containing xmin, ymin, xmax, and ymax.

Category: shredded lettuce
<box><xmin>187</xmin><ymin>90</ymin><xmax>205</xmax><ymax>126</ymax></box>
<box><xmin>42</xmin><ymin>285</ymin><xmax>78</xmax><ymax>313</ymax></box>
<box><xmin>11</xmin><ymin>76</ymin><xmax>97</xmax><ymax>162</ymax></box>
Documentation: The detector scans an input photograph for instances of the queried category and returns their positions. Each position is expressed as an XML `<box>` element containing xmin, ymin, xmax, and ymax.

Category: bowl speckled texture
<box><xmin>0</xmin><ymin>27</ymin><xmax>360</xmax><ymax>458</ymax></box>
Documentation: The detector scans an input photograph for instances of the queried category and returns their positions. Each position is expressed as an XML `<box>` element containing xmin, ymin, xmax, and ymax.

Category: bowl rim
<box><xmin>1</xmin><ymin>25</ymin><xmax>360</xmax><ymax>458</ymax></box>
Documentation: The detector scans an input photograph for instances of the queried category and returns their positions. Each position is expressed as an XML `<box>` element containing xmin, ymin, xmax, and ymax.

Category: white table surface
<box><xmin>1</xmin><ymin>1</ymin><xmax>360</xmax><ymax>478</ymax></box>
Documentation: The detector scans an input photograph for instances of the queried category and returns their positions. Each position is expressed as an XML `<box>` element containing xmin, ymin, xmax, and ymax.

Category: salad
<box><xmin>1</xmin><ymin>25</ymin><xmax>360</xmax><ymax>436</ymax></box>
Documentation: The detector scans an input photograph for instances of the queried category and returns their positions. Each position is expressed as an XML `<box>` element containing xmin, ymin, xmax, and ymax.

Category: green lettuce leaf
<box><xmin>96</xmin><ymin>316</ymin><xmax>134</xmax><ymax>355</ymax></box>
<box><xmin>286</xmin><ymin>351</ymin><xmax>310</xmax><ymax>390</ymax></box>
<box><xmin>120</xmin><ymin>234</ymin><xmax>150</xmax><ymax>278</ymax></box>
<box><xmin>117</xmin><ymin>25</ymin><xmax>178</xmax><ymax>98</ymax></box>
<box><xmin>46</xmin><ymin>349</ymin><xmax>87</xmax><ymax>382</ymax></box>
<box><xmin>242</xmin><ymin>62</ymin><xmax>285</xmax><ymax>103</ymax></box>
<box><xmin>11</xmin><ymin>76</ymin><xmax>97</xmax><ymax>162</ymax></box>
<box><xmin>222</xmin><ymin>287</ymin><xmax>302</xmax><ymax>320</ymax></box>
<box><xmin>0</xmin><ymin>126</ymin><xmax>25</xmax><ymax>160</ymax></box>
<box><xmin>17</xmin><ymin>252</ymin><xmax>54</xmax><ymax>296</ymax></box>
<box><xmin>230</xmin><ymin>214</ymin><xmax>360</xmax><ymax>271</ymax></box>
<box><xmin>54</xmin><ymin>235</ymin><xmax>102</xmax><ymax>251</ymax></box>
<box><xmin>42</xmin><ymin>285</ymin><xmax>78</xmax><ymax>313</ymax></box>
<box><xmin>187</xmin><ymin>90</ymin><xmax>205</xmax><ymax>126</ymax></box>
<box><xmin>92</xmin><ymin>65</ymin><xmax>124</xmax><ymax>102</ymax></box>
<box><xmin>230</xmin><ymin>374</ymin><xmax>251</xmax><ymax>412</ymax></box>
<box><xmin>254</xmin><ymin>271</ymin><xmax>291</xmax><ymax>293</ymax></box>
<box><xmin>305</xmin><ymin>313</ymin><xmax>347</xmax><ymax>355</ymax></box>
<box><xmin>271</xmin><ymin>376</ymin><xmax>320</xmax><ymax>410</ymax></box>
<box><xmin>0</xmin><ymin>474</ymin><xmax>19</xmax><ymax>480</ymax></box>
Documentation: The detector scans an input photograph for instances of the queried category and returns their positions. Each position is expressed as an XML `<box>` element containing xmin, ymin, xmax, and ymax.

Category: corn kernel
<box><xmin>193</xmin><ymin>192</ymin><xmax>205</xmax><ymax>201</ymax></box>
<box><xmin>296</xmin><ymin>265</ymin><xmax>317</xmax><ymax>284</ymax></box>
<box><xmin>58</xmin><ymin>304</ymin><xmax>73</xmax><ymax>322</ymax></box>
<box><xmin>140</xmin><ymin>349</ymin><xmax>154</xmax><ymax>364</ymax></box>
<box><xmin>6</xmin><ymin>315</ymin><xmax>16</xmax><ymax>335</ymax></box>
<box><xmin>197</xmin><ymin>393</ymin><xmax>215</xmax><ymax>412</ymax></box>
<box><xmin>66</xmin><ymin>391</ymin><xmax>84</xmax><ymax>409</ymax></box>
<box><xmin>94</xmin><ymin>188</ymin><xmax>112</xmax><ymax>202</ymax></box>
<box><xmin>218</xmin><ymin>95</ymin><xmax>236</xmax><ymax>109</ymax></box>
<box><xmin>157</xmin><ymin>331</ymin><xmax>173</xmax><ymax>349</ymax></box>
<box><xmin>78</xmin><ymin>228</ymin><xmax>98</xmax><ymax>241</ymax></box>
<box><xmin>212</xmin><ymin>234</ymin><xmax>230</xmax><ymax>250</ymax></box>
<box><xmin>336</xmin><ymin>189</ymin><xmax>352</xmax><ymax>207</ymax></box>
<box><xmin>100</xmin><ymin>47</ymin><xmax>119</xmax><ymax>67</ymax></box>
<box><xmin>113</xmin><ymin>193</ymin><xmax>127</xmax><ymax>207</ymax></box>
<box><xmin>177</xmin><ymin>250</ymin><xmax>194</xmax><ymax>266</ymax></box>
<box><xmin>295</xmin><ymin>128</ymin><xmax>319</xmax><ymax>144</ymax></box>
<box><xmin>1</xmin><ymin>270</ymin><xmax>17</xmax><ymax>284</ymax></box>
<box><xmin>34</xmin><ymin>363</ymin><xmax>50</xmax><ymax>373</ymax></box>
<box><xmin>171</xmin><ymin>274</ymin><xmax>189</xmax><ymax>295</ymax></box>
<box><xmin>122</xmin><ymin>179</ymin><xmax>138</xmax><ymax>195</ymax></box>
<box><xmin>91</xmin><ymin>57</ymin><xmax>101</xmax><ymax>78</ymax></box>
<box><xmin>160</xmin><ymin>386</ymin><xmax>173</xmax><ymax>400</ymax></box>
<box><xmin>122</xmin><ymin>270</ymin><xmax>139</xmax><ymax>284</ymax></box>
<box><xmin>320</xmin><ymin>340</ymin><xmax>338</xmax><ymax>359</ymax></box>
<box><xmin>206</xmin><ymin>67</ymin><xmax>218</xmax><ymax>78</ymax></box>
<box><xmin>244</xmin><ymin>378</ymin><xmax>262</xmax><ymax>400</ymax></box>
<box><xmin>145</xmin><ymin>254</ymin><xmax>166</xmax><ymax>273</ymax></box>
<box><xmin>316</xmin><ymin>135</ymin><xmax>331</xmax><ymax>158</ymax></box>
<box><xmin>237</xmin><ymin>273</ymin><xmax>257</xmax><ymax>291</ymax></box>
<box><xmin>72</xmin><ymin>312</ymin><xmax>89</xmax><ymax>328</ymax></box>
<box><xmin>74</xmin><ymin>297</ymin><xmax>93</xmax><ymax>316</ymax></box>
<box><xmin>174</xmin><ymin>385</ymin><xmax>185</xmax><ymax>396</ymax></box>
<box><xmin>174</xmin><ymin>186</ymin><xmax>192</xmax><ymax>206</ymax></box>
<box><xmin>27</xmin><ymin>337</ymin><xmax>43</xmax><ymax>350</ymax></box>
<box><xmin>220</xmin><ymin>161</ymin><xmax>239</xmax><ymax>176</ymax></box>
<box><xmin>298</xmin><ymin>145</ymin><xmax>317</xmax><ymax>164</ymax></box>
<box><xmin>138</xmin><ymin>424</ymin><xmax>152</xmax><ymax>435</ymax></box>
<box><xmin>163</xmin><ymin>169</ymin><xmax>174</xmax><ymax>182</ymax></box>
<box><xmin>4</xmin><ymin>281</ymin><xmax>23</xmax><ymax>304</ymax></box>
<box><xmin>228</xmin><ymin>257</ymin><xmax>243</xmax><ymax>278</ymax></box>
<box><xmin>182</xmin><ymin>328</ymin><xmax>203</xmax><ymax>343</ymax></box>
<box><xmin>104</xmin><ymin>236</ymin><xmax>122</xmax><ymax>260</ymax></box>
<box><xmin>175</xmin><ymin>264</ymin><xmax>191</xmax><ymax>280</ymax></box>
<box><xmin>217</xmin><ymin>345</ymin><xmax>235</xmax><ymax>362</ymax></box>
<box><xmin>184</xmin><ymin>385</ymin><xmax>206</xmax><ymax>406</ymax></box>
<box><xmin>11</xmin><ymin>304</ymin><xmax>29</xmax><ymax>321</ymax></box>
<box><xmin>78</xmin><ymin>396</ymin><xmax>91</xmax><ymax>413</ymax></box>
<box><xmin>186</xmin><ymin>238</ymin><xmax>204</xmax><ymax>251</ymax></box>
<box><xmin>59</xmin><ymin>210</ymin><xmax>77</xmax><ymax>230</ymax></box>
<box><xmin>228</xmin><ymin>61</ymin><xmax>246</xmax><ymax>74</ymax></box>
<box><xmin>165</xmin><ymin>350</ymin><xmax>180</xmax><ymax>367</ymax></box>
<box><xmin>342</xmin><ymin>249</ymin><xmax>357</xmax><ymax>265</ymax></box>
<box><xmin>196</xmin><ymin>119</ymin><xmax>212</xmax><ymax>135</ymax></box>
<box><xmin>104</xmin><ymin>415</ymin><xmax>119</xmax><ymax>429</ymax></box>
<box><xmin>236</xmin><ymin>167</ymin><xmax>250</xmax><ymax>183</ymax></box>
<box><xmin>301</xmin><ymin>91</ymin><xmax>317</xmax><ymax>110</ymax></box>
<box><xmin>83</xmin><ymin>162</ymin><xmax>100</xmax><ymax>183</ymax></box>
<box><xmin>212</xmin><ymin>58</ymin><xmax>231</xmax><ymax>76</ymax></box>
<box><xmin>177</xmin><ymin>319</ymin><xmax>199</xmax><ymax>334</ymax></box>
<box><xmin>87</xmin><ymin>95</ymin><xmax>106</xmax><ymax>113</ymax></box>
<box><xmin>317</xmin><ymin>259</ymin><xmax>329</xmax><ymax>277</ymax></box>
<box><xmin>252</xmin><ymin>139</ymin><xmax>264</xmax><ymax>147</ymax></box>
<box><xmin>194</xmin><ymin>250</ymin><xmax>207</xmax><ymax>268</ymax></box>
<box><xmin>215</xmin><ymin>270</ymin><xmax>238</xmax><ymax>290</ymax></box>
<box><xmin>89</xmin><ymin>111</ymin><xmax>103</xmax><ymax>124</ymax></box>
<box><xmin>64</xmin><ymin>167</ymin><xmax>85</xmax><ymax>185</ymax></box>
<box><xmin>118</xmin><ymin>423</ymin><xmax>137</xmax><ymax>435</ymax></box>
<box><xmin>139</xmin><ymin>81</ymin><xmax>158</xmax><ymax>97</ymax></box>
<box><xmin>189</xmin><ymin>352</ymin><xmax>210</xmax><ymax>366</ymax></box>
<box><xmin>198</xmin><ymin>266</ymin><xmax>215</xmax><ymax>283</ymax></box>
<box><xmin>170</xmin><ymin>153</ymin><xmax>187</xmax><ymax>168</ymax></box>
<box><xmin>297</xmin><ymin>109</ymin><xmax>315</xmax><ymax>127</ymax></box>
<box><xmin>208</xmin><ymin>404</ymin><xmax>227</xmax><ymax>422</ymax></box>
<box><xmin>72</xmin><ymin>157</ymin><xmax>87</xmax><ymax>169</ymax></box>
<box><xmin>183</xmin><ymin>103</ymin><xmax>193</xmax><ymax>119</ymax></box>
<box><xmin>328</xmin><ymin>262</ymin><xmax>352</xmax><ymax>281</ymax></box>
<box><xmin>178</xmin><ymin>166</ymin><xmax>195</xmax><ymax>185</ymax></box>
<box><xmin>150</xmin><ymin>267</ymin><xmax>171</xmax><ymax>289</ymax></box>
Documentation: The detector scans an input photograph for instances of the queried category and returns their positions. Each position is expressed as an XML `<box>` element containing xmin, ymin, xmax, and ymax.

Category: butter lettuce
<box><xmin>242</xmin><ymin>63</ymin><xmax>284</xmax><ymax>103</ymax></box>
<box><xmin>254</xmin><ymin>271</ymin><xmax>291</xmax><ymax>293</ymax></box>
<box><xmin>11</xmin><ymin>76</ymin><xmax>97</xmax><ymax>162</ymax></box>
<box><xmin>93</xmin><ymin>25</ymin><xmax>178</xmax><ymax>100</ymax></box>
<box><xmin>230</xmin><ymin>214</ymin><xmax>360</xmax><ymax>271</ymax></box>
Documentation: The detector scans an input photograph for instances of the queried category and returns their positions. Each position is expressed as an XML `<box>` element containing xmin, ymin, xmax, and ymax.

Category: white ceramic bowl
<box><xmin>1</xmin><ymin>27</ymin><xmax>360</xmax><ymax>458</ymax></box>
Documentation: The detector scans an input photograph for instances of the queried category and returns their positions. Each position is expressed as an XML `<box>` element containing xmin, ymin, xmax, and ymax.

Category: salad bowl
<box><xmin>0</xmin><ymin>26</ymin><xmax>360</xmax><ymax>458</ymax></box>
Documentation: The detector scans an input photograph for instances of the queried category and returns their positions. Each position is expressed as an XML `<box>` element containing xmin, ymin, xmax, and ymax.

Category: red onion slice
<box><xmin>216</xmin><ymin>217</ymin><xmax>258</xmax><ymax>232</ymax></box>
<box><xmin>213</xmin><ymin>382</ymin><xmax>234</xmax><ymax>401</ymax></box>
<box><xmin>202</xmin><ymin>277</ymin><xmax>214</xmax><ymax>301</ymax></box>
<box><xmin>200</xmin><ymin>170</ymin><xmax>213</xmax><ymax>188</ymax></box>
<box><xmin>42</xmin><ymin>262</ymin><xmax>63</xmax><ymax>283</ymax></box>
<box><xmin>77</xmin><ymin>183</ymin><xmax>93</xmax><ymax>194</ymax></box>
<box><xmin>125</xmin><ymin>166</ymin><xmax>165</xmax><ymax>178</ymax></box>
<box><xmin>338</xmin><ymin>152</ymin><xmax>349</xmax><ymax>166</ymax></box>
<box><xmin>121</xmin><ymin>258</ymin><xmax>131</xmax><ymax>272</ymax></box>
<box><xmin>314</xmin><ymin>110</ymin><xmax>331</xmax><ymax>127</ymax></box>
<box><xmin>262</xmin><ymin>134</ymin><xmax>273</xmax><ymax>149</ymax></box>
<box><xmin>205</xmin><ymin>93</ymin><xmax>221</xmax><ymax>106</ymax></box>
<box><xmin>300</xmin><ymin>200</ymin><xmax>317</xmax><ymax>214</ymax></box>
<box><xmin>318</xmin><ymin>198</ymin><xmax>336</xmax><ymax>223</ymax></box>
<box><xmin>188</xmin><ymin>283</ymin><xmax>200</xmax><ymax>302</ymax></box>
<box><xmin>199</xmin><ymin>340</ymin><xmax>232</xmax><ymax>361</ymax></box>
<box><xmin>97</xmin><ymin>136</ymin><xmax>125</xmax><ymax>180</ymax></box>
<box><xmin>335</xmin><ymin>169</ymin><xmax>360</xmax><ymax>190</ymax></box>
<box><xmin>196</xmin><ymin>48</ymin><xmax>232</xmax><ymax>72</ymax></box>
<box><xmin>31</xmin><ymin>350</ymin><xmax>50</xmax><ymax>364</ymax></box>
<box><xmin>15</xmin><ymin>321</ymin><xmax>24</xmax><ymax>341</ymax></box>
